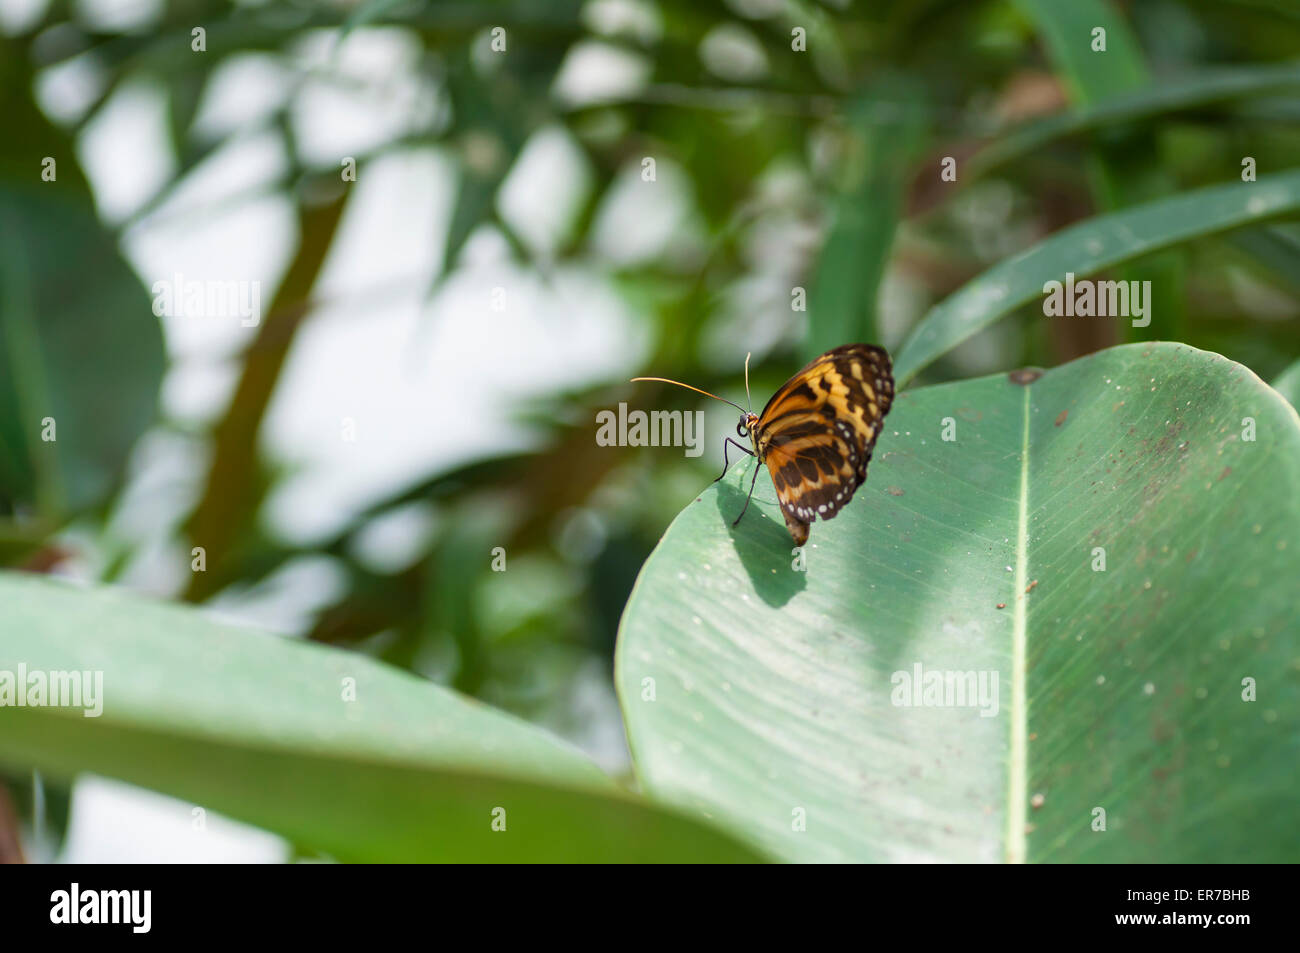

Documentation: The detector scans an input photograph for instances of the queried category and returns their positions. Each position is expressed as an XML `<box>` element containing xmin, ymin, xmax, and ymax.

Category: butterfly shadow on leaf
<box><xmin>715</xmin><ymin>463</ymin><xmax>807</xmax><ymax>609</ymax></box>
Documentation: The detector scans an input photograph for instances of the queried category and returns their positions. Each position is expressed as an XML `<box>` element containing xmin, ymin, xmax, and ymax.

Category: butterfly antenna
<box><xmin>630</xmin><ymin>377</ymin><xmax>748</xmax><ymax>415</ymax></box>
<box><xmin>743</xmin><ymin>352</ymin><xmax>753</xmax><ymax>414</ymax></box>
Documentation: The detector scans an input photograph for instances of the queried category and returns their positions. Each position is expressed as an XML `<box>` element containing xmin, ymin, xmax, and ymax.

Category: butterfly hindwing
<box><xmin>754</xmin><ymin>344</ymin><xmax>894</xmax><ymax>545</ymax></box>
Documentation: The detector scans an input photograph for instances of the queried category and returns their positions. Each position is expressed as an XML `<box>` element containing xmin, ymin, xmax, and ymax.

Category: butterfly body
<box><xmin>632</xmin><ymin>343</ymin><xmax>894</xmax><ymax>546</ymax></box>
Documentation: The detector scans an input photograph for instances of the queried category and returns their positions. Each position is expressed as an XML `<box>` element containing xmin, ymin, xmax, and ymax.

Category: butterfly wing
<box><xmin>754</xmin><ymin>344</ymin><xmax>894</xmax><ymax>545</ymax></box>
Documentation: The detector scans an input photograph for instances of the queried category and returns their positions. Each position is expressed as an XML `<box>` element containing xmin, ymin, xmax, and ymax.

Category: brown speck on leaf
<box><xmin>1054</xmin><ymin>410</ymin><xmax>1068</xmax><ymax>427</ymax></box>
<box><xmin>887</xmin><ymin>486</ymin><xmax>905</xmax><ymax>496</ymax></box>
<box><xmin>996</xmin><ymin>603</ymin><xmax>1007</xmax><ymax>609</ymax></box>
<box><xmin>1218</xmin><ymin>466</ymin><xmax>1231</xmax><ymax>481</ymax></box>
<box><xmin>1024</xmin><ymin>823</ymin><xmax>1036</xmax><ymax>834</ymax></box>
<box><xmin>1025</xmin><ymin>579</ymin><xmax>1038</xmax><ymax>594</ymax></box>
<box><xmin>1008</xmin><ymin>367</ymin><xmax>1043</xmax><ymax>386</ymax></box>
<box><xmin>1031</xmin><ymin>792</ymin><xmax>1045</xmax><ymax>810</ymax></box>
<box><xmin>1029</xmin><ymin>732</ymin><xmax>1038</xmax><ymax>741</ymax></box>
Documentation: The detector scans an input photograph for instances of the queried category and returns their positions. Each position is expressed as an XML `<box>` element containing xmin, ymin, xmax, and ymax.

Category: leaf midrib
<box><xmin>1005</xmin><ymin>383</ymin><xmax>1031</xmax><ymax>863</ymax></box>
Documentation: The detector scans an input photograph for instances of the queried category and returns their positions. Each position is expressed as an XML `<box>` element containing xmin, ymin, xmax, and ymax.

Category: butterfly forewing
<box><xmin>753</xmin><ymin>343</ymin><xmax>894</xmax><ymax>545</ymax></box>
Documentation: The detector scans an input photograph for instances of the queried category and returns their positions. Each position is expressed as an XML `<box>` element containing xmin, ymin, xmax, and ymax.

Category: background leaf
<box><xmin>0</xmin><ymin>573</ymin><xmax>764</xmax><ymax>862</ymax></box>
<box><xmin>1273</xmin><ymin>357</ymin><xmax>1300</xmax><ymax>408</ymax></box>
<box><xmin>894</xmin><ymin>169</ymin><xmax>1300</xmax><ymax>385</ymax></box>
<box><xmin>1015</xmin><ymin>0</ymin><xmax>1185</xmax><ymax>341</ymax></box>
<box><xmin>804</xmin><ymin>79</ymin><xmax>927</xmax><ymax>359</ymax></box>
<box><xmin>964</xmin><ymin>62</ymin><xmax>1300</xmax><ymax>185</ymax></box>
<box><xmin>0</xmin><ymin>37</ymin><xmax>165</xmax><ymax>519</ymax></box>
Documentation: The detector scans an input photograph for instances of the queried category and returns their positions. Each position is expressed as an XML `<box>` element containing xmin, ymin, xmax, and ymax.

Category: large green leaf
<box><xmin>894</xmin><ymin>169</ymin><xmax>1300</xmax><ymax>385</ymax></box>
<box><xmin>616</xmin><ymin>343</ymin><xmax>1300</xmax><ymax>862</ymax></box>
<box><xmin>0</xmin><ymin>573</ymin><xmax>763</xmax><ymax>862</ymax></box>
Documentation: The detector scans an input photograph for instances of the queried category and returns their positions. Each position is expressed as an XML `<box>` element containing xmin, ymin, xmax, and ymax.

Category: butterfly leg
<box><xmin>731</xmin><ymin>457</ymin><xmax>762</xmax><ymax>527</ymax></box>
<box><xmin>712</xmin><ymin>437</ymin><xmax>755</xmax><ymax>484</ymax></box>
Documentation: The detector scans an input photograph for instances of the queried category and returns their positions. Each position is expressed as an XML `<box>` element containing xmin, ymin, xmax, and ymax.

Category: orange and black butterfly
<box><xmin>633</xmin><ymin>343</ymin><xmax>894</xmax><ymax>546</ymax></box>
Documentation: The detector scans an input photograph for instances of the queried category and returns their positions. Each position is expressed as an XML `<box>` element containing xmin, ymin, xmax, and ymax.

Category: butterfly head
<box><xmin>736</xmin><ymin>412</ymin><xmax>759</xmax><ymax>441</ymax></box>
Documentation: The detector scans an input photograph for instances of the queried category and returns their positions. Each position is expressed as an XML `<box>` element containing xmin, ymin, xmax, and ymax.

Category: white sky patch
<box><xmin>0</xmin><ymin>0</ymin><xmax>48</xmax><ymax>33</ymax></box>
<box><xmin>552</xmin><ymin>40</ymin><xmax>652</xmax><ymax>107</ymax></box>
<box><xmin>204</xmin><ymin>555</ymin><xmax>350</xmax><ymax>634</ymax></box>
<box><xmin>60</xmin><ymin>776</ymin><xmax>288</xmax><ymax>864</ymax></box>
<box><xmin>348</xmin><ymin>502</ymin><xmax>440</xmax><ymax>574</ymax></box>
<box><xmin>699</xmin><ymin>22</ymin><xmax>769</xmax><ymax>83</ymax></box>
<box><xmin>313</xmin><ymin>147</ymin><xmax>449</xmax><ymax>300</ymax></box>
<box><xmin>582</xmin><ymin>0</ymin><xmax>662</xmax><ymax>44</ymax></box>
<box><xmin>589</xmin><ymin>157</ymin><xmax>695</xmax><ymax>266</ymax></box>
<box><xmin>288</xmin><ymin>27</ymin><xmax>441</xmax><ymax>166</ymax></box>
<box><xmin>33</xmin><ymin>50</ymin><xmax>107</xmax><ymax>126</ymax></box>
<box><xmin>73</xmin><ymin>0</ymin><xmax>162</xmax><ymax>32</ymax></box>
<box><xmin>192</xmin><ymin>53</ymin><xmax>295</xmax><ymax>142</ymax></box>
<box><xmin>260</xmin><ymin>260</ymin><xmax>644</xmax><ymax>544</ymax></box>
<box><xmin>123</xmin><ymin>130</ymin><xmax>296</xmax><ymax>366</ymax></box>
<box><xmin>159</xmin><ymin>356</ymin><xmax>241</xmax><ymax>426</ymax></box>
<box><xmin>76</xmin><ymin>79</ymin><xmax>175</xmax><ymax>224</ymax></box>
<box><xmin>498</xmin><ymin>125</ymin><xmax>594</xmax><ymax>257</ymax></box>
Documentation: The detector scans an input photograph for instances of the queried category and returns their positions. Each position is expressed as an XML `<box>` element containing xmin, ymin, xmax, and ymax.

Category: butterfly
<box><xmin>633</xmin><ymin>343</ymin><xmax>895</xmax><ymax>546</ymax></box>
